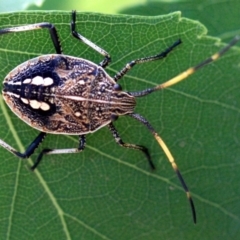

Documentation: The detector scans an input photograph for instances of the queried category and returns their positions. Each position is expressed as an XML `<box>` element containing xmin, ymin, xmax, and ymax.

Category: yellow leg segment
<box><xmin>129</xmin><ymin>113</ymin><xmax>197</xmax><ymax>223</ymax></box>
<box><xmin>154</xmin><ymin>133</ymin><xmax>196</xmax><ymax>223</ymax></box>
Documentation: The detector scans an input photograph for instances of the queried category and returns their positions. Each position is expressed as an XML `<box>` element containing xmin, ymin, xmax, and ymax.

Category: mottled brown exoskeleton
<box><xmin>0</xmin><ymin>11</ymin><xmax>239</xmax><ymax>223</ymax></box>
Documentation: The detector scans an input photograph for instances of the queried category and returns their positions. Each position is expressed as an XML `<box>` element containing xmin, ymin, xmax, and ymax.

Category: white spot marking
<box><xmin>75</xmin><ymin>112</ymin><xmax>81</xmax><ymax>117</ymax></box>
<box><xmin>50</xmin><ymin>87</ymin><xmax>55</xmax><ymax>93</ymax></box>
<box><xmin>79</xmin><ymin>80</ymin><xmax>85</xmax><ymax>85</ymax></box>
<box><xmin>21</xmin><ymin>98</ymin><xmax>29</xmax><ymax>104</ymax></box>
<box><xmin>32</xmin><ymin>76</ymin><xmax>43</xmax><ymax>86</ymax></box>
<box><xmin>5</xmin><ymin>92</ymin><xmax>20</xmax><ymax>98</ymax></box>
<box><xmin>40</xmin><ymin>102</ymin><xmax>50</xmax><ymax>111</ymax></box>
<box><xmin>49</xmin><ymin>98</ymin><xmax>54</xmax><ymax>104</ymax></box>
<box><xmin>29</xmin><ymin>100</ymin><xmax>41</xmax><ymax>109</ymax></box>
<box><xmin>23</xmin><ymin>78</ymin><xmax>31</xmax><ymax>84</ymax></box>
<box><xmin>8</xmin><ymin>81</ymin><xmax>21</xmax><ymax>85</ymax></box>
<box><xmin>43</xmin><ymin>77</ymin><xmax>54</xmax><ymax>86</ymax></box>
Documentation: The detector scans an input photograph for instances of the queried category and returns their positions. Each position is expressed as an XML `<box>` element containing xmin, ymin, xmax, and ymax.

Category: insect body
<box><xmin>3</xmin><ymin>55</ymin><xmax>134</xmax><ymax>134</ymax></box>
<box><xmin>0</xmin><ymin>11</ymin><xmax>239</xmax><ymax>224</ymax></box>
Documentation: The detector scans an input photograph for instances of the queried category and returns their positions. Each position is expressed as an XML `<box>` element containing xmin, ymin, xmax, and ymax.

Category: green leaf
<box><xmin>121</xmin><ymin>0</ymin><xmax>240</xmax><ymax>42</ymax></box>
<box><xmin>0</xmin><ymin>10</ymin><xmax>240</xmax><ymax>240</ymax></box>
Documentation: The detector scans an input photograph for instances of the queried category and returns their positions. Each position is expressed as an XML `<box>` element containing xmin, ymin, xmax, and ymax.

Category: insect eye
<box><xmin>114</xmin><ymin>84</ymin><xmax>122</xmax><ymax>91</ymax></box>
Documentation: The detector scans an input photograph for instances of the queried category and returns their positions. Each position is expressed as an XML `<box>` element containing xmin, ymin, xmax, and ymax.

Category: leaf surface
<box><xmin>0</xmin><ymin>10</ymin><xmax>240</xmax><ymax>240</ymax></box>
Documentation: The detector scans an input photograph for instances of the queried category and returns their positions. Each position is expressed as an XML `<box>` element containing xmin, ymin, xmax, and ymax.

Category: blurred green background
<box><xmin>0</xmin><ymin>0</ymin><xmax>144</xmax><ymax>13</ymax></box>
<box><xmin>0</xmin><ymin>0</ymin><xmax>239</xmax><ymax>42</ymax></box>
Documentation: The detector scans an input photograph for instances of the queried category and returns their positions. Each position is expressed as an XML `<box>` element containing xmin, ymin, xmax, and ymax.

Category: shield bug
<box><xmin>0</xmin><ymin>11</ymin><xmax>239</xmax><ymax>223</ymax></box>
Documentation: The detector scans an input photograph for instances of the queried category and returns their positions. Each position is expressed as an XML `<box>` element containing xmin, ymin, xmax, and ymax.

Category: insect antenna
<box><xmin>130</xmin><ymin>36</ymin><xmax>240</xmax><ymax>97</ymax></box>
<box><xmin>158</xmin><ymin>36</ymin><xmax>240</xmax><ymax>90</ymax></box>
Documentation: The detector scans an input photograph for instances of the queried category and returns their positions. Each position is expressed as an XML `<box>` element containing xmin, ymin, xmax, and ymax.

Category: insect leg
<box><xmin>31</xmin><ymin>135</ymin><xmax>86</xmax><ymax>170</ymax></box>
<box><xmin>0</xmin><ymin>132</ymin><xmax>46</xmax><ymax>160</ymax></box>
<box><xmin>71</xmin><ymin>10</ymin><xmax>111</xmax><ymax>68</ymax></box>
<box><xmin>108</xmin><ymin>122</ymin><xmax>155</xmax><ymax>170</ymax></box>
<box><xmin>0</xmin><ymin>22</ymin><xmax>62</xmax><ymax>54</ymax></box>
<box><xmin>130</xmin><ymin>36</ymin><xmax>240</xmax><ymax>97</ymax></box>
<box><xmin>113</xmin><ymin>39</ymin><xmax>182</xmax><ymax>82</ymax></box>
<box><xmin>128</xmin><ymin>112</ymin><xmax>196</xmax><ymax>223</ymax></box>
